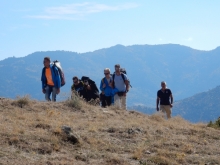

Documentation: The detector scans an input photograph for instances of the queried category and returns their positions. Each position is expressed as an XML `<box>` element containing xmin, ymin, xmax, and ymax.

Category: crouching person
<box><xmin>41</xmin><ymin>57</ymin><xmax>61</xmax><ymax>102</ymax></box>
<box><xmin>81</xmin><ymin>76</ymin><xmax>99</xmax><ymax>102</ymax></box>
<box><xmin>100</xmin><ymin>68</ymin><xmax>113</xmax><ymax>108</ymax></box>
<box><xmin>71</xmin><ymin>76</ymin><xmax>84</xmax><ymax>97</ymax></box>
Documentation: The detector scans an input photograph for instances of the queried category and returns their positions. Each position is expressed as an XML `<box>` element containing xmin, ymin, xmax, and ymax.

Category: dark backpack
<box><xmin>81</xmin><ymin>76</ymin><xmax>99</xmax><ymax>101</ymax></box>
<box><xmin>81</xmin><ymin>76</ymin><xmax>99</xmax><ymax>93</ymax></box>
<box><xmin>52</xmin><ymin>60</ymin><xmax>66</xmax><ymax>87</ymax></box>
<box><xmin>112</xmin><ymin>68</ymin><xmax>132</xmax><ymax>88</ymax></box>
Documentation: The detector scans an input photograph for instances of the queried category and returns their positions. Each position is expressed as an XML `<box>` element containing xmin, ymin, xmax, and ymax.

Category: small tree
<box><xmin>12</xmin><ymin>95</ymin><xmax>30</xmax><ymax>108</ymax></box>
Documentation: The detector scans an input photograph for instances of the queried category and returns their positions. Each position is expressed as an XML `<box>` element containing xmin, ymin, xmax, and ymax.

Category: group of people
<box><xmin>41</xmin><ymin>57</ymin><xmax>174</xmax><ymax>118</ymax></box>
<box><xmin>71</xmin><ymin>64</ymin><xmax>130</xmax><ymax>109</ymax></box>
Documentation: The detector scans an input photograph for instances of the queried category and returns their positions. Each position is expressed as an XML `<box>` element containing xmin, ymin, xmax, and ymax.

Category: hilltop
<box><xmin>0</xmin><ymin>96</ymin><xmax>220</xmax><ymax>165</ymax></box>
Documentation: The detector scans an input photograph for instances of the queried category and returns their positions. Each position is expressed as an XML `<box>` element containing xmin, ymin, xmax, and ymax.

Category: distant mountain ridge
<box><xmin>1</xmin><ymin>44</ymin><xmax>220</xmax><ymax>108</ymax></box>
<box><xmin>173</xmin><ymin>85</ymin><xmax>220</xmax><ymax>122</ymax></box>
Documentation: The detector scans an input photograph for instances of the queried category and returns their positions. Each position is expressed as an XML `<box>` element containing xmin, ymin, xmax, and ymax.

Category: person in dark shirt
<box><xmin>81</xmin><ymin>76</ymin><xmax>99</xmax><ymax>102</ymax></box>
<box><xmin>156</xmin><ymin>81</ymin><xmax>173</xmax><ymax>119</ymax></box>
<box><xmin>71</xmin><ymin>76</ymin><xmax>84</xmax><ymax>97</ymax></box>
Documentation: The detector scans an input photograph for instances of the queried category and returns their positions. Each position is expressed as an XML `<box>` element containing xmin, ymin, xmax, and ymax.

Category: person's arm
<box><xmin>100</xmin><ymin>80</ymin><xmax>105</xmax><ymax>94</ymax></box>
<box><xmin>156</xmin><ymin>97</ymin><xmax>160</xmax><ymax>111</ymax></box>
<box><xmin>57</xmin><ymin>88</ymin><xmax>60</xmax><ymax>94</ymax></box>
<box><xmin>100</xmin><ymin>80</ymin><xmax>104</xmax><ymax>90</ymax></box>
<box><xmin>122</xmin><ymin>79</ymin><xmax>129</xmax><ymax>96</ymax></box>
<box><xmin>86</xmin><ymin>83</ymin><xmax>93</xmax><ymax>90</ymax></box>
<box><xmin>170</xmin><ymin>94</ymin><xmax>173</xmax><ymax>107</ymax></box>
<box><xmin>156</xmin><ymin>91</ymin><xmax>160</xmax><ymax>111</ymax></box>
<box><xmin>123</xmin><ymin>74</ymin><xmax>129</xmax><ymax>92</ymax></box>
<box><xmin>71</xmin><ymin>85</ymin><xmax>75</xmax><ymax>91</ymax></box>
<box><xmin>41</xmin><ymin>68</ymin><xmax>46</xmax><ymax>93</ymax></box>
<box><xmin>125</xmin><ymin>80</ymin><xmax>129</xmax><ymax>92</ymax></box>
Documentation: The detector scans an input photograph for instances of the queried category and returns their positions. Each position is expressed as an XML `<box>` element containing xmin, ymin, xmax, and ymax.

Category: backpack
<box><xmin>52</xmin><ymin>60</ymin><xmax>66</xmax><ymax>87</ymax></box>
<box><xmin>81</xmin><ymin>76</ymin><xmax>99</xmax><ymax>101</ymax></box>
<box><xmin>81</xmin><ymin>76</ymin><xmax>99</xmax><ymax>93</ymax></box>
<box><xmin>112</xmin><ymin>68</ymin><xmax>132</xmax><ymax>88</ymax></box>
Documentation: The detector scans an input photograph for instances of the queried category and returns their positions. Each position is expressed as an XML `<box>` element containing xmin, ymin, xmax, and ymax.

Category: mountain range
<box><xmin>1</xmin><ymin>44</ymin><xmax>220</xmax><ymax>122</ymax></box>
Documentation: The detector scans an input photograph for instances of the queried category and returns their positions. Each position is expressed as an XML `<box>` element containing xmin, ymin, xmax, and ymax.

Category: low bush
<box><xmin>65</xmin><ymin>91</ymin><xmax>83</xmax><ymax>110</ymax></box>
<box><xmin>12</xmin><ymin>95</ymin><xmax>30</xmax><ymax>108</ymax></box>
<box><xmin>207</xmin><ymin>117</ymin><xmax>220</xmax><ymax>129</ymax></box>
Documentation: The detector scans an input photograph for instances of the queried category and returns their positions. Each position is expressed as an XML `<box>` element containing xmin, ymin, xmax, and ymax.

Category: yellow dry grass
<box><xmin>0</xmin><ymin>97</ymin><xmax>219</xmax><ymax>165</ymax></box>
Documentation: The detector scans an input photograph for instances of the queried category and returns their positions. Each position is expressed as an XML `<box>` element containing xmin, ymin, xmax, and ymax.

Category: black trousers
<box><xmin>100</xmin><ymin>94</ymin><xmax>112</xmax><ymax>107</ymax></box>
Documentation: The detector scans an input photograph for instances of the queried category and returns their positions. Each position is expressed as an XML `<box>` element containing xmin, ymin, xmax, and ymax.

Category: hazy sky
<box><xmin>1</xmin><ymin>0</ymin><xmax>220</xmax><ymax>60</ymax></box>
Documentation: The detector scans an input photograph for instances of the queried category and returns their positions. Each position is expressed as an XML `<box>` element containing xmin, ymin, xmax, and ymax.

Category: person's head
<box><xmin>72</xmin><ymin>76</ymin><xmax>79</xmax><ymax>85</ymax></box>
<box><xmin>161</xmin><ymin>81</ymin><xmax>167</xmax><ymax>89</ymax></box>
<box><xmin>104</xmin><ymin>68</ymin><xmax>111</xmax><ymax>77</ymax></box>
<box><xmin>115</xmin><ymin>64</ymin><xmax>120</xmax><ymax>73</ymax></box>
<box><xmin>43</xmin><ymin>57</ymin><xmax>51</xmax><ymax>68</ymax></box>
<box><xmin>83</xmin><ymin>79</ymin><xmax>89</xmax><ymax>86</ymax></box>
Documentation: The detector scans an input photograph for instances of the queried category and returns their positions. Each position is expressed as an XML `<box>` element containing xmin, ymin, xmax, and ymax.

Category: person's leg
<box><xmin>111</xmin><ymin>96</ymin><xmax>114</xmax><ymax>104</ymax></box>
<box><xmin>106</xmin><ymin>96</ymin><xmax>112</xmax><ymax>106</ymax></box>
<box><xmin>45</xmin><ymin>86</ymin><xmax>52</xmax><ymax>101</ymax></box>
<box><xmin>114</xmin><ymin>94</ymin><xmax>121</xmax><ymax>108</ymax></box>
<box><xmin>51</xmin><ymin>87</ymin><xmax>57</xmax><ymax>102</ymax></box>
<box><xmin>102</xmin><ymin>95</ymin><xmax>107</xmax><ymax>107</ymax></box>
<box><xmin>159</xmin><ymin>105</ymin><xmax>166</xmax><ymax>118</ymax></box>
<box><xmin>164</xmin><ymin>105</ymin><xmax>172</xmax><ymax>119</ymax></box>
<box><xmin>121</xmin><ymin>96</ymin><xmax>127</xmax><ymax>110</ymax></box>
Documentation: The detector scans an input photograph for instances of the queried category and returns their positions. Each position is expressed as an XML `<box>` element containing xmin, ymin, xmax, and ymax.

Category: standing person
<box><xmin>100</xmin><ymin>68</ymin><xmax>113</xmax><ymax>107</ymax></box>
<box><xmin>71</xmin><ymin>76</ymin><xmax>84</xmax><ymax>97</ymax></box>
<box><xmin>113</xmin><ymin>64</ymin><xmax>129</xmax><ymax>109</ymax></box>
<box><xmin>156</xmin><ymin>81</ymin><xmax>173</xmax><ymax>119</ymax></box>
<box><xmin>41</xmin><ymin>57</ymin><xmax>61</xmax><ymax>102</ymax></box>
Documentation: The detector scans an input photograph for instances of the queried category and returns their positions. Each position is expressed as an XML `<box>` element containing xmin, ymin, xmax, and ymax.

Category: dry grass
<box><xmin>0</xmin><ymin>98</ymin><xmax>220</xmax><ymax>165</ymax></box>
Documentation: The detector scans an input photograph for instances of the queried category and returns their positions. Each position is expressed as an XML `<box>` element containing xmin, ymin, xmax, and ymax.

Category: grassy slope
<box><xmin>0</xmin><ymin>98</ymin><xmax>220</xmax><ymax>165</ymax></box>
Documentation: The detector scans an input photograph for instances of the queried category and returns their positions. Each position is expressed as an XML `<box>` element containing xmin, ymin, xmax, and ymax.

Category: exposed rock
<box><xmin>37</xmin><ymin>144</ymin><xmax>52</xmax><ymax>154</ymax></box>
<box><xmin>61</xmin><ymin>126</ymin><xmax>72</xmax><ymax>135</ymax></box>
<box><xmin>128</xmin><ymin>128</ymin><xmax>135</xmax><ymax>134</ymax></box>
<box><xmin>61</xmin><ymin>126</ymin><xmax>80</xmax><ymax>145</ymax></box>
<box><xmin>107</xmin><ymin>127</ymin><xmax>117</xmax><ymax>133</ymax></box>
<box><xmin>127</xmin><ymin>128</ymin><xmax>144</xmax><ymax>134</ymax></box>
<box><xmin>36</xmin><ymin>123</ymin><xmax>51</xmax><ymax>130</ymax></box>
<box><xmin>145</xmin><ymin>150</ymin><xmax>151</xmax><ymax>154</ymax></box>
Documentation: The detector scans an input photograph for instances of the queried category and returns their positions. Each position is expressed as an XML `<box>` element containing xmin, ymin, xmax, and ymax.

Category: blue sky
<box><xmin>1</xmin><ymin>0</ymin><xmax>220</xmax><ymax>60</ymax></box>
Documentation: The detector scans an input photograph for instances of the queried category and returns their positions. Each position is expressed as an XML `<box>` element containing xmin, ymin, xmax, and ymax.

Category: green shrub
<box><xmin>207</xmin><ymin>118</ymin><xmax>220</xmax><ymax>129</ymax></box>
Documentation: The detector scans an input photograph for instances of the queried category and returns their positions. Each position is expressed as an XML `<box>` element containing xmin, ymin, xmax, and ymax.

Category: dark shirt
<box><xmin>82</xmin><ymin>82</ymin><xmax>99</xmax><ymax>101</ymax></box>
<box><xmin>71</xmin><ymin>82</ymin><xmax>84</xmax><ymax>96</ymax></box>
<box><xmin>157</xmin><ymin>88</ymin><xmax>172</xmax><ymax>105</ymax></box>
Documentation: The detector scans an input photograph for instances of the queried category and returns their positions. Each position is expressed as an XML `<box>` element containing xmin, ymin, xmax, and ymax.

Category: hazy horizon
<box><xmin>1</xmin><ymin>0</ymin><xmax>220</xmax><ymax>60</ymax></box>
<box><xmin>1</xmin><ymin>43</ymin><xmax>220</xmax><ymax>61</ymax></box>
